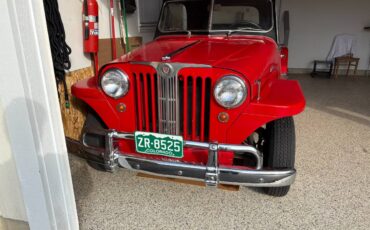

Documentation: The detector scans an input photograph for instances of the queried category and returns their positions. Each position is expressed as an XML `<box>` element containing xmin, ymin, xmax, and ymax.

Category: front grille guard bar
<box><xmin>82</xmin><ymin>128</ymin><xmax>296</xmax><ymax>187</ymax></box>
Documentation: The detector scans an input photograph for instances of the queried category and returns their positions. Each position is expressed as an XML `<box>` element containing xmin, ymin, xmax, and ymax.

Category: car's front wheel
<box><xmin>241</xmin><ymin>117</ymin><xmax>296</xmax><ymax>197</ymax></box>
<box><xmin>81</xmin><ymin>111</ymin><xmax>108</xmax><ymax>171</ymax></box>
<box><xmin>263</xmin><ymin>117</ymin><xmax>296</xmax><ymax>196</ymax></box>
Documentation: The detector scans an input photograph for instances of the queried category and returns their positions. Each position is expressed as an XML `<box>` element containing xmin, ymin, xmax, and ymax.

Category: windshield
<box><xmin>158</xmin><ymin>0</ymin><xmax>274</xmax><ymax>33</ymax></box>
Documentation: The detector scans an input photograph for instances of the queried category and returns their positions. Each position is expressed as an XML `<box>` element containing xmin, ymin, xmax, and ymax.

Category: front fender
<box><xmin>71</xmin><ymin>77</ymin><xmax>120</xmax><ymax>128</ymax></box>
<box><xmin>227</xmin><ymin>79</ymin><xmax>305</xmax><ymax>143</ymax></box>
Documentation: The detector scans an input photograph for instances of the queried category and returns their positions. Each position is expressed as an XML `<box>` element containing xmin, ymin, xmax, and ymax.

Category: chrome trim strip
<box><xmin>208</xmin><ymin>0</ymin><xmax>215</xmax><ymax>30</ymax></box>
<box><xmin>256</xmin><ymin>79</ymin><xmax>262</xmax><ymax>101</ymax></box>
<box><xmin>130</xmin><ymin>62</ymin><xmax>211</xmax><ymax>69</ymax></box>
<box><xmin>276</xmin><ymin>0</ymin><xmax>280</xmax><ymax>44</ymax></box>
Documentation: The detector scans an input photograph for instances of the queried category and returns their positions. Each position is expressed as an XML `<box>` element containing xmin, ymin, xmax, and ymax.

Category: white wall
<box><xmin>281</xmin><ymin>0</ymin><xmax>370</xmax><ymax>70</ymax></box>
<box><xmin>59</xmin><ymin>0</ymin><xmax>154</xmax><ymax>71</ymax></box>
<box><xmin>58</xmin><ymin>0</ymin><xmax>92</xmax><ymax>71</ymax></box>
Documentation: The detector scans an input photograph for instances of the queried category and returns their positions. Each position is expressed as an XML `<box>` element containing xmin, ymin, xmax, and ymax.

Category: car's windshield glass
<box><xmin>158</xmin><ymin>0</ymin><xmax>273</xmax><ymax>33</ymax></box>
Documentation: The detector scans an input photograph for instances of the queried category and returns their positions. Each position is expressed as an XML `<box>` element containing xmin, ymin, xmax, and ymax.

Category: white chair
<box><xmin>327</xmin><ymin>34</ymin><xmax>357</xmax><ymax>62</ymax></box>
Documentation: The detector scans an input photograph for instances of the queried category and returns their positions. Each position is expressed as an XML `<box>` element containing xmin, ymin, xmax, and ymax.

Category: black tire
<box><xmin>82</xmin><ymin>111</ymin><xmax>107</xmax><ymax>171</ymax></box>
<box><xmin>263</xmin><ymin>117</ymin><xmax>296</xmax><ymax>197</ymax></box>
<box><xmin>82</xmin><ymin>112</ymin><xmax>107</xmax><ymax>148</ymax></box>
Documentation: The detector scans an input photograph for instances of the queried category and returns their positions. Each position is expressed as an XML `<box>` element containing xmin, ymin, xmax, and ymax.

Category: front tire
<box><xmin>263</xmin><ymin>117</ymin><xmax>296</xmax><ymax>197</ymax></box>
<box><xmin>82</xmin><ymin>111</ymin><xmax>108</xmax><ymax>171</ymax></box>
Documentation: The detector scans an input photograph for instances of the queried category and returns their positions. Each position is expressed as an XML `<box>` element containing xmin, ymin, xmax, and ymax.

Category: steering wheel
<box><xmin>230</xmin><ymin>20</ymin><xmax>263</xmax><ymax>30</ymax></box>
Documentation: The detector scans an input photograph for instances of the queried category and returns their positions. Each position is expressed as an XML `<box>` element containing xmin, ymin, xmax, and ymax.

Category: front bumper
<box><xmin>80</xmin><ymin>128</ymin><xmax>296</xmax><ymax>188</ymax></box>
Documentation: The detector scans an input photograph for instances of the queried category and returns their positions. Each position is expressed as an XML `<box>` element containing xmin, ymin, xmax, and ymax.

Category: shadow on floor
<box><xmin>289</xmin><ymin>74</ymin><xmax>370</xmax><ymax>127</ymax></box>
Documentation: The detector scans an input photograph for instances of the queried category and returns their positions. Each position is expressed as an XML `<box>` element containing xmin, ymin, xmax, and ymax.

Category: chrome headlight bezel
<box><xmin>213</xmin><ymin>75</ymin><xmax>247</xmax><ymax>109</ymax></box>
<box><xmin>100</xmin><ymin>69</ymin><xmax>129</xmax><ymax>99</ymax></box>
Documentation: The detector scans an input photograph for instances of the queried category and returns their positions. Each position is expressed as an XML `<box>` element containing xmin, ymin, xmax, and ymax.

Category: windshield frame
<box><xmin>157</xmin><ymin>0</ymin><xmax>276</xmax><ymax>35</ymax></box>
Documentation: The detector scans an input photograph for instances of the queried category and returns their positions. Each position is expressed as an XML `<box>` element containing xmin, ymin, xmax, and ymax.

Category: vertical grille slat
<box><xmin>200</xmin><ymin>77</ymin><xmax>206</xmax><ymax>141</ymax></box>
<box><xmin>143</xmin><ymin>74</ymin><xmax>150</xmax><ymax>131</ymax></box>
<box><xmin>191</xmin><ymin>77</ymin><xmax>197</xmax><ymax>140</ymax></box>
<box><xmin>182</xmin><ymin>76</ymin><xmax>188</xmax><ymax>139</ymax></box>
<box><xmin>133</xmin><ymin>65</ymin><xmax>211</xmax><ymax>141</ymax></box>
<box><xmin>134</xmin><ymin>73</ymin><xmax>143</xmax><ymax>131</ymax></box>
<box><xmin>204</xmin><ymin>78</ymin><xmax>212</xmax><ymax>140</ymax></box>
<box><xmin>150</xmin><ymin>73</ymin><xmax>157</xmax><ymax>132</ymax></box>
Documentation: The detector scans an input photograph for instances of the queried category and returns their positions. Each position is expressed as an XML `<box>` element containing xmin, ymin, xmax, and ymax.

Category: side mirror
<box><xmin>278</xmin><ymin>11</ymin><xmax>290</xmax><ymax>76</ymax></box>
<box><xmin>281</xmin><ymin>10</ymin><xmax>290</xmax><ymax>46</ymax></box>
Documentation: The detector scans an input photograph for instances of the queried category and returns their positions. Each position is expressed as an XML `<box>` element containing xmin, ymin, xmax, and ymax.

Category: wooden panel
<box><xmin>98</xmin><ymin>37</ymin><xmax>143</xmax><ymax>67</ymax></box>
<box><xmin>98</xmin><ymin>38</ymin><xmax>126</xmax><ymax>67</ymax></box>
<box><xmin>128</xmin><ymin>36</ymin><xmax>143</xmax><ymax>51</ymax></box>
<box><xmin>59</xmin><ymin>66</ymin><xmax>94</xmax><ymax>140</ymax></box>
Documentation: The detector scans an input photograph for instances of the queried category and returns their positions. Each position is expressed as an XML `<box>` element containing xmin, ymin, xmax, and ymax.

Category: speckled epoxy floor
<box><xmin>69</xmin><ymin>74</ymin><xmax>370</xmax><ymax>230</ymax></box>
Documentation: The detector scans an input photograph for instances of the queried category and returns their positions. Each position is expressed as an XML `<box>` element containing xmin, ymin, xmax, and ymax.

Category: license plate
<box><xmin>134</xmin><ymin>131</ymin><xmax>184</xmax><ymax>158</ymax></box>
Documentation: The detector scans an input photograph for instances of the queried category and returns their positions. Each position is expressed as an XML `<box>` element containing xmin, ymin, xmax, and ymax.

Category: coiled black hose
<box><xmin>43</xmin><ymin>0</ymin><xmax>72</xmax><ymax>108</ymax></box>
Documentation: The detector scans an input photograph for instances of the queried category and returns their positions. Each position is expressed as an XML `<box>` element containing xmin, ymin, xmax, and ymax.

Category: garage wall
<box><xmin>59</xmin><ymin>0</ymin><xmax>121</xmax><ymax>71</ymax></box>
<box><xmin>59</xmin><ymin>0</ymin><xmax>154</xmax><ymax>71</ymax></box>
<box><xmin>281</xmin><ymin>0</ymin><xmax>370</xmax><ymax>70</ymax></box>
<box><xmin>61</xmin><ymin>0</ymin><xmax>370</xmax><ymax>71</ymax></box>
<box><xmin>126</xmin><ymin>6</ymin><xmax>156</xmax><ymax>43</ymax></box>
<box><xmin>57</xmin><ymin>0</ymin><xmax>88</xmax><ymax>71</ymax></box>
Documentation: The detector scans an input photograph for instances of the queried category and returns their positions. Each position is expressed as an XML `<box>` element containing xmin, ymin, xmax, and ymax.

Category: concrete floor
<box><xmin>69</xmin><ymin>74</ymin><xmax>370</xmax><ymax>230</ymax></box>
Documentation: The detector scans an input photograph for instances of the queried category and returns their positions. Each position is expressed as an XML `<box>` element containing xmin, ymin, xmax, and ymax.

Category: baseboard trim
<box><xmin>288</xmin><ymin>68</ymin><xmax>369</xmax><ymax>76</ymax></box>
<box><xmin>0</xmin><ymin>216</ymin><xmax>29</xmax><ymax>230</ymax></box>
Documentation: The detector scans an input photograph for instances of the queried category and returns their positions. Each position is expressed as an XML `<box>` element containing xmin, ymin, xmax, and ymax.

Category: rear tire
<box><xmin>263</xmin><ymin>117</ymin><xmax>296</xmax><ymax>197</ymax></box>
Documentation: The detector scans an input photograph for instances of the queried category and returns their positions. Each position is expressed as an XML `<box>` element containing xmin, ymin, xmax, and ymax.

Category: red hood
<box><xmin>117</xmin><ymin>35</ymin><xmax>280</xmax><ymax>81</ymax></box>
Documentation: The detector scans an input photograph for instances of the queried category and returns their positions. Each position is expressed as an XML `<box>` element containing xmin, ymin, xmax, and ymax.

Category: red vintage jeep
<box><xmin>72</xmin><ymin>0</ymin><xmax>305</xmax><ymax>196</ymax></box>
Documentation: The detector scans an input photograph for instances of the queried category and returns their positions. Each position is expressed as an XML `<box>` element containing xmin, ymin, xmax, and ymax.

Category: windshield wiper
<box><xmin>227</xmin><ymin>27</ymin><xmax>264</xmax><ymax>36</ymax></box>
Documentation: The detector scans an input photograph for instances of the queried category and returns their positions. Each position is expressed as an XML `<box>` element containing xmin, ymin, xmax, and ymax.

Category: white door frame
<box><xmin>0</xmin><ymin>0</ymin><xmax>78</xmax><ymax>229</ymax></box>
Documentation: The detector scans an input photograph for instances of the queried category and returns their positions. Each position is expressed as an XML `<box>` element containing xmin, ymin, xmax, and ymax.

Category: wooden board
<box><xmin>128</xmin><ymin>36</ymin><xmax>143</xmax><ymax>51</ymax></box>
<box><xmin>59</xmin><ymin>66</ymin><xmax>94</xmax><ymax>140</ymax></box>
<box><xmin>98</xmin><ymin>38</ymin><xmax>126</xmax><ymax>67</ymax></box>
<box><xmin>137</xmin><ymin>173</ymin><xmax>240</xmax><ymax>191</ymax></box>
<box><xmin>98</xmin><ymin>36</ymin><xmax>143</xmax><ymax>67</ymax></box>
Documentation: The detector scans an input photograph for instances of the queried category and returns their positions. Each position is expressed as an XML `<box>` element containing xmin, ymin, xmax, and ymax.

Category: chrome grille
<box><xmin>133</xmin><ymin>62</ymin><xmax>211</xmax><ymax>140</ymax></box>
<box><xmin>157</xmin><ymin>64</ymin><xmax>178</xmax><ymax>135</ymax></box>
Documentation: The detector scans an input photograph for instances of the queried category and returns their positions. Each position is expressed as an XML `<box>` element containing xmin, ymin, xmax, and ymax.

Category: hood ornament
<box><xmin>162</xmin><ymin>56</ymin><xmax>171</xmax><ymax>61</ymax></box>
<box><xmin>158</xmin><ymin>63</ymin><xmax>174</xmax><ymax>77</ymax></box>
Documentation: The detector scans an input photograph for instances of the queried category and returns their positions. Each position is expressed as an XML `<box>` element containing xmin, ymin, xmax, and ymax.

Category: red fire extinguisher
<box><xmin>83</xmin><ymin>0</ymin><xmax>99</xmax><ymax>76</ymax></box>
<box><xmin>83</xmin><ymin>0</ymin><xmax>99</xmax><ymax>53</ymax></box>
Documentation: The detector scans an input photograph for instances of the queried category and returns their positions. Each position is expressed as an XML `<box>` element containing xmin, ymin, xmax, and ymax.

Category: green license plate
<box><xmin>134</xmin><ymin>131</ymin><xmax>184</xmax><ymax>158</ymax></box>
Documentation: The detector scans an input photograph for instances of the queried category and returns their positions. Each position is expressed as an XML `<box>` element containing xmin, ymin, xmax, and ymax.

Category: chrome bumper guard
<box><xmin>82</xmin><ymin>129</ymin><xmax>296</xmax><ymax>188</ymax></box>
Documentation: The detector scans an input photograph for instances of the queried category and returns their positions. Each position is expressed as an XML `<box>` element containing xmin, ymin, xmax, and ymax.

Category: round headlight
<box><xmin>101</xmin><ymin>69</ymin><xmax>129</xmax><ymax>98</ymax></box>
<box><xmin>214</xmin><ymin>75</ymin><xmax>247</xmax><ymax>108</ymax></box>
